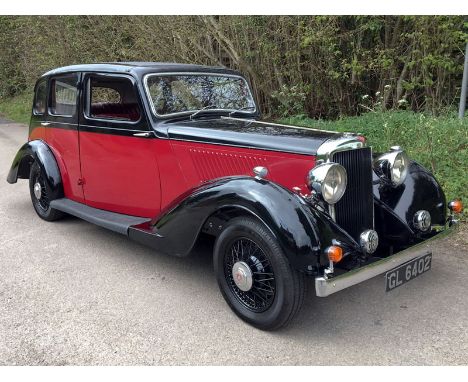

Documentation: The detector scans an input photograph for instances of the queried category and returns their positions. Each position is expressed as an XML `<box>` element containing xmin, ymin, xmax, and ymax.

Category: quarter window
<box><xmin>87</xmin><ymin>75</ymin><xmax>141</xmax><ymax>122</ymax></box>
<box><xmin>33</xmin><ymin>80</ymin><xmax>47</xmax><ymax>115</ymax></box>
<box><xmin>49</xmin><ymin>75</ymin><xmax>78</xmax><ymax>117</ymax></box>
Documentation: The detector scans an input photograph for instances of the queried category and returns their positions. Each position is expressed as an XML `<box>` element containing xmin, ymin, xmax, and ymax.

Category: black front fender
<box><xmin>7</xmin><ymin>140</ymin><xmax>63</xmax><ymax>197</ymax></box>
<box><xmin>373</xmin><ymin>160</ymin><xmax>446</xmax><ymax>244</ymax></box>
<box><xmin>129</xmin><ymin>176</ymin><xmax>358</xmax><ymax>273</ymax></box>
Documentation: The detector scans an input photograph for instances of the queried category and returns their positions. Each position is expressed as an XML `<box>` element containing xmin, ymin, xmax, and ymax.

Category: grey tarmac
<box><xmin>0</xmin><ymin>120</ymin><xmax>467</xmax><ymax>365</ymax></box>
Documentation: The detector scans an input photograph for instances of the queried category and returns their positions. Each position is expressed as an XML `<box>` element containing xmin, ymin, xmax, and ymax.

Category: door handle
<box><xmin>132</xmin><ymin>132</ymin><xmax>152</xmax><ymax>138</ymax></box>
<box><xmin>40</xmin><ymin>122</ymin><xmax>51</xmax><ymax>126</ymax></box>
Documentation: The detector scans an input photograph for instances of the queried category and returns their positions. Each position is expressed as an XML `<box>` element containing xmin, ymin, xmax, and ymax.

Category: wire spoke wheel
<box><xmin>224</xmin><ymin>237</ymin><xmax>276</xmax><ymax>313</ymax></box>
<box><xmin>33</xmin><ymin>172</ymin><xmax>50</xmax><ymax>212</ymax></box>
<box><xmin>214</xmin><ymin>217</ymin><xmax>305</xmax><ymax>330</ymax></box>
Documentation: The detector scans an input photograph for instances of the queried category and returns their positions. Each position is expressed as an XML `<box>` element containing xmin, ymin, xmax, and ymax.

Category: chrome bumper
<box><xmin>315</xmin><ymin>223</ymin><xmax>459</xmax><ymax>297</ymax></box>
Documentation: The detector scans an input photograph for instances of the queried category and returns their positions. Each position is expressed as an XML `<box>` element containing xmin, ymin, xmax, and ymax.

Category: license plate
<box><xmin>385</xmin><ymin>253</ymin><xmax>432</xmax><ymax>292</ymax></box>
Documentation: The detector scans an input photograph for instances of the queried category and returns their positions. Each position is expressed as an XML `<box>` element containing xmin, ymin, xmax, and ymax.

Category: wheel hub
<box><xmin>232</xmin><ymin>261</ymin><xmax>253</xmax><ymax>292</ymax></box>
<box><xmin>33</xmin><ymin>182</ymin><xmax>42</xmax><ymax>200</ymax></box>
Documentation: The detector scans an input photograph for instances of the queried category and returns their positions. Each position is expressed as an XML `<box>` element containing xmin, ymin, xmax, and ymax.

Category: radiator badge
<box><xmin>360</xmin><ymin>229</ymin><xmax>379</xmax><ymax>254</ymax></box>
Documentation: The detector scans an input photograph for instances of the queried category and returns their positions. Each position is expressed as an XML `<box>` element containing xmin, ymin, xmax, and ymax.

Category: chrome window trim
<box><xmin>143</xmin><ymin>72</ymin><xmax>257</xmax><ymax>118</ymax></box>
<box><xmin>48</xmin><ymin>74</ymin><xmax>80</xmax><ymax>118</ymax></box>
<box><xmin>37</xmin><ymin>120</ymin><xmax>76</xmax><ymax>127</ymax></box>
<box><xmin>33</xmin><ymin>79</ymin><xmax>48</xmax><ymax>116</ymax></box>
<box><xmin>79</xmin><ymin>124</ymin><xmax>149</xmax><ymax>133</ymax></box>
<box><xmin>83</xmin><ymin>72</ymin><xmax>143</xmax><ymax>126</ymax></box>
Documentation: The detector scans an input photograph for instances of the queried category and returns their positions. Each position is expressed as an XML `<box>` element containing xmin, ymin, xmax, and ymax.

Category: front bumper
<box><xmin>315</xmin><ymin>222</ymin><xmax>459</xmax><ymax>297</ymax></box>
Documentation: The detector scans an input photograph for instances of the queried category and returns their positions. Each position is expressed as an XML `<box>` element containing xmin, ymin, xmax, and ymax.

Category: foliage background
<box><xmin>0</xmin><ymin>16</ymin><xmax>466</xmax><ymax>215</ymax></box>
<box><xmin>0</xmin><ymin>15</ymin><xmax>467</xmax><ymax>118</ymax></box>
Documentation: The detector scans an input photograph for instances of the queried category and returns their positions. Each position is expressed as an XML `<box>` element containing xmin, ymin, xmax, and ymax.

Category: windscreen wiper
<box><xmin>228</xmin><ymin>106</ymin><xmax>256</xmax><ymax>117</ymax></box>
<box><xmin>190</xmin><ymin>105</ymin><xmax>217</xmax><ymax>120</ymax></box>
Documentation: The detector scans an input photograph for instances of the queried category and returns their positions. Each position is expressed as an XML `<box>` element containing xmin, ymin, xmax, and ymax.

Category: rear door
<box><xmin>46</xmin><ymin>73</ymin><xmax>85</xmax><ymax>202</ymax></box>
<box><xmin>78</xmin><ymin>72</ymin><xmax>161</xmax><ymax>218</ymax></box>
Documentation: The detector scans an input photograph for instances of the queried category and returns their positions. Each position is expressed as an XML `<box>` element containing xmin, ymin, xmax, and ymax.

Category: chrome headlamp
<box><xmin>307</xmin><ymin>163</ymin><xmax>347</xmax><ymax>204</ymax></box>
<box><xmin>373</xmin><ymin>146</ymin><xmax>409</xmax><ymax>187</ymax></box>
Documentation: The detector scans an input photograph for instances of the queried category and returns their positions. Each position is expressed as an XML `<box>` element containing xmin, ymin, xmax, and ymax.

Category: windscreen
<box><xmin>145</xmin><ymin>74</ymin><xmax>256</xmax><ymax>116</ymax></box>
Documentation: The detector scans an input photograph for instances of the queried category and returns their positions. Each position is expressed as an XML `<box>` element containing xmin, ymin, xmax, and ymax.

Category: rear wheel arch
<box><xmin>7</xmin><ymin>140</ymin><xmax>64</xmax><ymax>199</ymax></box>
<box><xmin>17</xmin><ymin>154</ymin><xmax>35</xmax><ymax>179</ymax></box>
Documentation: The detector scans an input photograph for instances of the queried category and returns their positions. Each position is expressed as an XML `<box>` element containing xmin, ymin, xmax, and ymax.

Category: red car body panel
<box><xmin>78</xmin><ymin>131</ymin><xmax>161</xmax><ymax>217</ymax></box>
<box><xmin>31</xmin><ymin>125</ymin><xmax>316</xmax><ymax>218</ymax></box>
<box><xmin>46</xmin><ymin>125</ymin><xmax>85</xmax><ymax>203</ymax></box>
<box><xmin>170</xmin><ymin>140</ymin><xmax>315</xmax><ymax>198</ymax></box>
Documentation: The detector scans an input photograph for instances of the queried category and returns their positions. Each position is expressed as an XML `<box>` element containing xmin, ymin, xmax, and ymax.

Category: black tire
<box><xmin>29</xmin><ymin>161</ymin><xmax>65</xmax><ymax>221</ymax></box>
<box><xmin>213</xmin><ymin>217</ymin><xmax>305</xmax><ymax>330</ymax></box>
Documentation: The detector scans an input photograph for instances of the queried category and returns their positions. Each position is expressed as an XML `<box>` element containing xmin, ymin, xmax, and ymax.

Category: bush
<box><xmin>281</xmin><ymin>111</ymin><xmax>468</xmax><ymax>219</ymax></box>
<box><xmin>0</xmin><ymin>16</ymin><xmax>466</xmax><ymax>117</ymax></box>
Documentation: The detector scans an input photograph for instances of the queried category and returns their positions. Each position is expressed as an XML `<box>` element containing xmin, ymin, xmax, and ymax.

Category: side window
<box><xmin>87</xmin><ymin>75</ymin><xmax>141</xmax><ymax>122</ymax></box>
<box><xmin>33</xmin><ymin>80</ymin><xmax>47</xmax><ymax>115</ymax></box>
<box><xmin>49</xmin><ymin>74</ymin><xmax>78</xmax><ymax>117</ymax></box>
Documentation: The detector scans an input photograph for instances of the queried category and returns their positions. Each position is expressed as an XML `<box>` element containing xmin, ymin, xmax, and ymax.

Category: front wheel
<box><xmin>29</xmin><ymin>162</ymin><xmax>65</xmax><ymax>221</ymax></box>
<box><xmin>213</xmin><ymin>217</ymin><xmax>305</xmax><ymax>330</ymax></box>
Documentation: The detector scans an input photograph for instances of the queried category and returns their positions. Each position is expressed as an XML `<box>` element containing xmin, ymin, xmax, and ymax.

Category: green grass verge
<box><xmin>0</xmin><ymin>92</ymin><xmax>32</xmax><ymax>125</ymax></box>
<box><xmin>281</xmin><ymin>111</ymin><xmax>467</xmax><ymax>217</ymax></box>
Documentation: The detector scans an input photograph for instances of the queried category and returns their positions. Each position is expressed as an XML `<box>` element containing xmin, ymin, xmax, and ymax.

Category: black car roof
<box><xmin>41</xmin><ymin>62</ymin><xmax>243</xmax><ymax>79</ymax></box>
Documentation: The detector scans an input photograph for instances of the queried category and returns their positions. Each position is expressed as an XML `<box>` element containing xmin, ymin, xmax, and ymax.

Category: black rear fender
<box><xmin>7</xmin><ymin>140</ymin><xmax>63</xmax><ymax>198</ymax></box>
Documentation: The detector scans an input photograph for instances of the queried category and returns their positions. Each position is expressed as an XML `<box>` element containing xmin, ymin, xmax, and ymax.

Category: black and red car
<box><xmin>7</xmin><ymin>62</ymin><xmax>462</xmax><ymax>330</ymax></box>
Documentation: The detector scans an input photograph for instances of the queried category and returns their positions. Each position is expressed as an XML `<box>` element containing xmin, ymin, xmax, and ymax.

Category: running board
<box><xmin>50</xmin><ymin>198</ymin><xmax>150</xmax><ymax>235</ymax></box>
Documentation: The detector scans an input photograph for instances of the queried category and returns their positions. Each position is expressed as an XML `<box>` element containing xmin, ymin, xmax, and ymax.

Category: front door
<box><xmin>78</xmin><ymin>73</ymin><xmax>161</xmax><ymax>218</ymax></box>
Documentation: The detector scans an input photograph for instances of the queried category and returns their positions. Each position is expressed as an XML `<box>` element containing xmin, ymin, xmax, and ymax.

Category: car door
<box><xmin>45</xmin><ymin>72</ymin><xmax>85</xmax><ymax>203</ymax></box>
<box><xmin>78</xmin><ymin>72</ymin><xmax>161</xmax><ymax>218</ymax></box>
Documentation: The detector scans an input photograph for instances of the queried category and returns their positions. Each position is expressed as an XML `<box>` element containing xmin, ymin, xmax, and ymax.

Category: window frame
<box><xmin>143</xmin><ymin>72</ymin><xmax>258</xmax><ymax>119</ymax></box>
<box><xmin>48</xmin><ymin>74</ymin><xmax>79</xmax><ymax>118</ymax></box>
<box><xmin>33</xmin><ymin>79</ymin><xmax>48</xmax><ymax>116</ymax></box>
<box><xmin>83</xmin><ymin>73</ymin><xmax>142</xmax><ymax>125</ymax></box>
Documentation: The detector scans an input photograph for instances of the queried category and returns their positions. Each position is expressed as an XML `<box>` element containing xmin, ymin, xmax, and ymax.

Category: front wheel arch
<box><xmin>202</xmin><ymin>205</ymin><xmax>277</xmax><ymax>240</ymax></box>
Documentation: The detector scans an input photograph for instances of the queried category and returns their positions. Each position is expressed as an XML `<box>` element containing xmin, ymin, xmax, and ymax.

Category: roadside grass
<box><xmin>0</xmin><ymin>92</ymin><xmax>32</xmax><ymax>125</ymax></box>
<box><xmin>281</xmin><ymin>111</ymin><xmax>467</xmax><ymax>218</ymax></box>
<box><xmin>1</xmin><ymin>94</ymin><xmax>466</xmax><ymax>218</ymax></box>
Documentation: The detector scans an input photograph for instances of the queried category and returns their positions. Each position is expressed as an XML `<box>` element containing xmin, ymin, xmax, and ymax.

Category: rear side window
<box><xmin>33</xmin><ymin>80</ymin><xmax>47</xmax><ymax>115</ymax></box>
<box><xmin>49</xmin><ymin>75</ymin><xmax>78</xmax><ymax>117</ymax></box>
<box><xmin>87</xmin><ymin>75</ymin><xmax>141</xmax><ymax>122</ymax></box>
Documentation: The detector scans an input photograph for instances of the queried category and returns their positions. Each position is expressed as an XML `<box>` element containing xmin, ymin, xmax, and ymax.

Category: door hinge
<box><xmin>77</xmin><ymin>178</ymin><xmax>85</xmax><ymax>186</ymax></box>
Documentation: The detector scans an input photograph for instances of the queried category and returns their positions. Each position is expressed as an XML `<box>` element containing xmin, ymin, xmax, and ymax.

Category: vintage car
<box><xmin>7</xmin><ymin>62</ymin><xmax>463</xmax><ymax>330</ymax></box>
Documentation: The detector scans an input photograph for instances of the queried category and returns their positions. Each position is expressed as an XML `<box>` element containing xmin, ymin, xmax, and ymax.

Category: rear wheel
<box><xmin>29</xmin><ymin>162</ymin><xmax>65</xmax><ymax>221</ymax></box>
<box><xmin>213</xmin><ymin>217</ymin><xmax>305</xmax><ymax>330</ymax></box>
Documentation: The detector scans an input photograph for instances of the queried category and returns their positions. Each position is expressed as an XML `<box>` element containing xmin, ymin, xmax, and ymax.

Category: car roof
<box><xmin>41</xmin><ymin>62</ymin><xmax>243</xmax><ymax>79</ymax></box>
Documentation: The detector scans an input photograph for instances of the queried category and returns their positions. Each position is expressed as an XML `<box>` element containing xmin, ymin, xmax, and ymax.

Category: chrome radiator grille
<box><xmin>332</xmin><ymin>148</ymin><xmax>374</xmax><ymax>241</ymax></box>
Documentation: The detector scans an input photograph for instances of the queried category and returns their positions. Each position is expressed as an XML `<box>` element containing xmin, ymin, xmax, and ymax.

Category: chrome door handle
<box><xmin>133</xmin><ymin>132</ymin><xmax>152</xmax><ymax>138</ymax></box>
<box><xmin>40</xmin><ymin>122</ymin><xmax>51</xmax><ymax>126</ymax></box>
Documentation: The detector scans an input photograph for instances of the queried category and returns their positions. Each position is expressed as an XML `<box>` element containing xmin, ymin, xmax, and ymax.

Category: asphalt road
<box><xmin>0</xmin><ymin>119</ymin><xmax>467</xmax><ymax>365</ymax></box>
